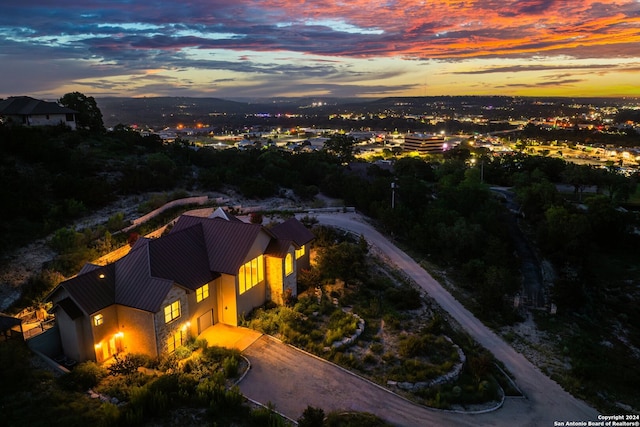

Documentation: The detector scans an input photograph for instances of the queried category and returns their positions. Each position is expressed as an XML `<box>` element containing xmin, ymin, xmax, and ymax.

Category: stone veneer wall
<box><xmin>154</xmin><ymin>286</ymin><xmax>189</xmax><ymax>355</ymax></box>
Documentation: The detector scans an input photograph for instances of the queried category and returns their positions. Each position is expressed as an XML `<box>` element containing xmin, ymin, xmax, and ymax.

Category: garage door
<box><xmin>197</xmin><ymin>310</ymin><xmax>214</xmax><ymax>334</ymax></box>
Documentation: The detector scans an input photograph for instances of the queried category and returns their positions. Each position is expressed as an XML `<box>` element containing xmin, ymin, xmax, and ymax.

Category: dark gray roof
<box><xmin>56</xmin><ymin>298</ymin><xmax>84</xmax><ymax>320</ymax></box>
<box><xmin>0</xmin><ymin>96</ymin><xmax>76</xmax><ymax>115</ymax></box>
<box><xmin>0</xmin><ymin>313</ymin><xmax>22</xmax><ymax>330</ymax></box>
<box><xmin>270</xmin><ymin>218</ymin><xmax>315</xmax><ymax>247</ymax></box>
<box><xmin>171</xmin><ymin>215</ymin><xmax>266</xmax><ymax>275</ymax></box>
<box><xmin>114</xmin><ymin>239</ymin><xmax>174</xmax><ymax>313</ymax></box>
<box><xmin>148</xmin><ymin>224</ymin><xmax>219</xmax><ymax>290</ymax></box>
<box><xmin>265</xmin><ymin>238</ymin><xmax>293</xmax><ymax>259</ymax></box>
<box><xmin>52</xmin><ymin>264</ymin><xmax>116</xmax><ymax>316</ymax></box>
<box><xmin>50</xmin><ymin>214</ymin><xmax>308</xmax><ymax>315</ymax></box>
<box><xmin>78</xmin><ymin>263</ymin><xmax>102</xmax><ymax>275</ymax></box>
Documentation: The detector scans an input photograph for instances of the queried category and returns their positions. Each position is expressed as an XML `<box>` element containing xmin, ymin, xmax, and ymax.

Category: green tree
<box><xmin>317</xmin><ymin>241</ymin><xmax>367</xmax><ymax>284</ymax></box>
<box><xmin>59</xmin><ymin>92</ymin><xmax>105</xmax><ymax>132</ymax></box>
<box><xmin>323</xmin><ymin>134</ymin><xmax>357</xmax><ymax>163</ymax></box>
<box><xmin>298</xmin><ymin>406</ymin><xmax>325</xmax><ymax>427</ymax></box>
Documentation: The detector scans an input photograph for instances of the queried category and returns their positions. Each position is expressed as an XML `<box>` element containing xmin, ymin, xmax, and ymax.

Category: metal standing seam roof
<box><xmin>53</xmin><ymin>263</ymin><xmax>116</xmax><ymax>316</ymax></box>
<box><xmin>114</xmin><ymin>239</ymin><xmax>174</xmax><ymax>313</ymax></box>
<box><xmin>56</xmin><ymin>298</ymin><xmax>84</xmax><ymax>320</ymax></box>
<box><xmin>148</xmin><ymin>223</ymin><xmax>220</xmax><ymax>290</ymax></box>
<box><xmin>270</xmin><ymin>218</ymin><xmax>315</xmax><ymax>246</ymax></box>
<box><xmin>265</xmin><ymin>238</ymin><xmax>294</xmax><ymax>259</ymax></box>
<box><xmin>0</xmin><ymin>96</ymin><xmax>77</xmax><ymax>115</ymax></box>
<box><xmin>171</xmin><ymin>215</ymin><xmax>266</xmax><ymax>275</ymax></box>
<box><xmin>51</xmin><ymin>214</ymin><xmax>311</xmax><ymax>316</ymax></box>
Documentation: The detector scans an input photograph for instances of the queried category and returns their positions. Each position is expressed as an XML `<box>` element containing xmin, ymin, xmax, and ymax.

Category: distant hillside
<box><xmin>97</xmin><ymin>95</ymin><xmax>631</xmax><ymax>129</ymax></box>
<box><xmin>97</xmin><ymin>97</ymin><xmax>251</xmax><ymax>128</ymax></box>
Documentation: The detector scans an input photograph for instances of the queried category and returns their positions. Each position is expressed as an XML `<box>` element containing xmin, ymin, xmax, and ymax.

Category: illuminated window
<box><xmin>238</xmin><ymin>255</ymin><xmax>264</xmax><ymax>294</ymax></box>
<box><xmin>164</xmin><ymin>300</ymin><xmax>180</xmax><ymax>323</ymax></box>
<box><xmin>295</xmin><ymin>245</ymin><xmax>305</xmax><ymax>259</ymax></box>
<box><xmin>167</xmin><ymin>330</ymin><xmax>184</xmax><ymax>353</ymax></box>
<box><xmin>93</xmin><ymin>314</ymin><xmax>104</xmax><ymax>327</ymax></box>
<box><xmin>285</xmin><ymin>253</ymin><xmax>293</xmax><ymax>276</ymax></box>
<box><xmin>196</xmin><ymin>284</ymin><xmax>209</xmax><ymax>303</ymax></box>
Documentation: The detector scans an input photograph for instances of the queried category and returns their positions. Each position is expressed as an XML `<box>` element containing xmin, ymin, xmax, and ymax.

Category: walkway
<box><xmin>198</xmin><ymin>323</ymin><xmax>263</xmax><ymax>351</ymax></box>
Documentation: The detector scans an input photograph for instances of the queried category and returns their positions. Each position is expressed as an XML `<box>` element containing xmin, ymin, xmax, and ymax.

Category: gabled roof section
<box><xmin>0</xmin><ymin>313</ymin><xmax>22</xmax><ymax>330</ymax></box>
<box><xmin>265</xmin><ymin>238</ymin><xmax>293</xmax><ymax>259</ymax></box>
<box><xmin>115</xmin><ymin>239</ymin><xmax>174</xmax><ymax>313</ymax></box>
<box><xmin>78</xmin><ymin>263</ymin><xmax>102</xmax><ymax>275</ymax></box>
<box><xmin>270</xmin><ymin>218</ymin><xmax>315</xmax><ymax>247</ymax></box>
<box><xmin>148</xmin><ymin>223</ymin><xmax>219</xmax><ymax>290</ymax></box>
<box><xmin>208</xmin><ymin>207</ymin><xmax>242</xmax><ymax>222</ymax></box>
<box><xmin>0</xmin><ymin>96</ymin><xmax>76</xmax><ymax>115</ymax></box>
<box><xmin>54</xmin><ymin>264</ymin><xmax>116</xmax><ymax>316</ymax></box>
<box><xmin>56</xmin><ymin>298</ymin><xmax>84</xmax><ymax>320</ymax></box>
<box><xmin>171</xmin><ymin>215</ymin><xmax>265</xmax><ymax>275</ymax></box>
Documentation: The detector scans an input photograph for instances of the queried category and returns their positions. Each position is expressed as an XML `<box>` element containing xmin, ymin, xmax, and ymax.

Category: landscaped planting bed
<box><xmin>245</xmin><ymin>225</ymin><xmax>509</xmax><ymax>410</ymax></box>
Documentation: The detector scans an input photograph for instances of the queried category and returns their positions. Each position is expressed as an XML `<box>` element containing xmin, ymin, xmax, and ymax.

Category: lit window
<box><xmin>167</xmin><ymin>330</ymin><xmax>184</xmax><ymax>353</ymax></box>
<box><xmin>285</xmin><ymin>253</ymin><xmax>293</xmax><ymax>276</ymax></box>
<box><xmin>196</xmin><ymin>284</ymin><xmax>209</xmax><ymax>303</ymax></box>
<box><xmin>164</xmin><ymin>300</ymin><xmax>180</xmax><ymax>323</ymax></box>
<box><xmin>295</xmin><ymin>245</ymin><xmax>305</xmax><ymax>259</ymax></box>
<box><xmin>93</xmin><ymin>314</ymin><xmax>104</xmax><ymax>326</ymax></box>
<box><xmin>238</xmin><ymin>255</ymin><xmax>264</xmax><ymax>294</ymax></box>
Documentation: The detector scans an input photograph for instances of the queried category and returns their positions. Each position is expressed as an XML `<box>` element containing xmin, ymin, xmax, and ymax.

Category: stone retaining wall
<box><xmin>388</xmin><ymin>336</ymin><xmax>466</xmax><ymax>392</ymax></box>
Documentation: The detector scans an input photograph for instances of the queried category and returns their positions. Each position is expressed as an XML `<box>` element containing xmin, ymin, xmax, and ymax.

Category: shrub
<box><xmin>192</xmin><ymin>338</ymin><xmax>209</xmax><ymax>350</ymax></box>
<box><xmin>108</xmin><ymin>353</ymin><xmax>150</xmax><ymax>376</ymax></box>
<box><xmin>174</xmin><ymin>346</ymin><xmax>192</xmax><ymax>360</ymax></box>
<box><xmin>95</xmin><ymin>371</ymin><xmax>152</xmax><ymax>401</ymax></box>
<box><xmin>297</xmin><ymin>268</ymin><xmax>322</xmax><ymax>293</ymax></box>
<box><xmin>370</xmin><ymin>342</ymin><xmax>384</xmax><ymax>354</ymax></box>
<box><xmin>60</xmin><ymin>361</ymin><xmax>107</xmax><ymax>391</ymax></box>
<box><xmin>249</xmin><ymin>402</ymin><xmax>287</xmax><ymax>427</ymax></box>
<box><xmin>298</xmin><ymin>406</ymin><xmax>325</xmax><ymax>427</ymax></box>
<box><xmin>97</xmin><ymin>402</ymin><xmax>120</xmax><ymax>427</ymax></box>
<box><xmin>384</xmin><ymin>285</ymin><xmax>422</xmax><ymax>310</ymax></box>
<box><xmin>363</xmin><ymin>352</ymin><xmax>377</xmax><ymax>364</ymax></box>
<box><xmin>222</xmin><ymin>356</ymin><xmax>239</xmax><ymax>378</ymax></box>
<box><xmin>325</xmin><ymin>411</ymin><xmax>392</xmax><ymax>427</ymax></box>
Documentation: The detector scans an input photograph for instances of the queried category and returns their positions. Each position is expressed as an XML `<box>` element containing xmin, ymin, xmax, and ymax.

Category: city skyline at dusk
<box><xmin>2</xmin><ymin>0</ymin><xmax>640</xmax><ymax>100</ymax></box>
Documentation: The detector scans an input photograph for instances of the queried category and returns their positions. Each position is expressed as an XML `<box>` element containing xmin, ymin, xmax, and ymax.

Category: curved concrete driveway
<box><xmin>238</xmin><ymin>212</ymin><xmax>600</xmax><ymax>426</ymax></box>
<box><xmin>240</xmin><ymin>335</ymin><xmax>479</xmax><ymax>426</ymax></box>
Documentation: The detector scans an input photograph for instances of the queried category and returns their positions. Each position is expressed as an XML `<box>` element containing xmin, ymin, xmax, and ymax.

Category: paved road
<box><xmin>238</xmin><ymin>212</ymin><xmax>599</xmax><ymax>426</ymax></box>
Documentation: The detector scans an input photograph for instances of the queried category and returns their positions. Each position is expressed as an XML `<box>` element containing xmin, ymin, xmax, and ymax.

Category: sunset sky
<box><xmin>1</xmin><ymin>1</ymin><xmax>640</xmax><ymax>100</ymax></box>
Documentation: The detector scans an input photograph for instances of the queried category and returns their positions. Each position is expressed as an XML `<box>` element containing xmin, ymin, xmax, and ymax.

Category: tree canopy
<box><xmin>59</xmin><ymin>91</ymin><xmax>105</xmax><ymax>132</ymax></box>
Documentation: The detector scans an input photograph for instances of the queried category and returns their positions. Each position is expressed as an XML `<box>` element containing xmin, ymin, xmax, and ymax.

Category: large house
<box><xmin>47</xmin><ymin>211</ymin><xmax>314</xmax><ymax>364</ymax></box>
<box><xmin>0</xmin><ymin>96</ymin><xmax>77</xmax><ymax>129</ymax></box>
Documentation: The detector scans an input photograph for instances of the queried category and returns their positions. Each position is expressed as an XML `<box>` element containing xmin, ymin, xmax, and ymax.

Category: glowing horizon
<box><xmin>1</xmin><ymin>1</ymin><xmax>639</xmax><ymax>100</ymax></box>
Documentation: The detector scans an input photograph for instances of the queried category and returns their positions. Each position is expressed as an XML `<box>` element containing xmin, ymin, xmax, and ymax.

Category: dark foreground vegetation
<box><xmin>0</xmin><ymin>337</ymin><xmax>293</xmax><ymax>426</ymax></box>
<box><xmin>1</xmin><ymin>96</ymin><xmax>639</xmax><ymax>416</ymax></box>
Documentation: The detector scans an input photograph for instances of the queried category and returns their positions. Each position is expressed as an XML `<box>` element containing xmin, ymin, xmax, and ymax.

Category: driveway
<box><xmin>239</xmin><ymin>335</ymin><xmax>480</xmax><ymax>426</ymax></box>
<box><xmin>277</xmin><ymin>212</ymin><xmax>599</xmax><ymax>426</ymax></box>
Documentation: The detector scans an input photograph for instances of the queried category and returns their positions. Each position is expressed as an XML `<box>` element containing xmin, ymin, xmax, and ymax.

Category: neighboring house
<box><xmin>47</xmin><ymin>210</ymin><xmax>314</xmax><ymax>363</ymax></box>
<box><xmin>0</xmin><ymin>313</ymin><xmax>24</xmax><ymax>342</ymax></box>
<box><xmin>0</xmin><ymin>96</ymin><xmax>77</xmax><ymax>129</ymax></box>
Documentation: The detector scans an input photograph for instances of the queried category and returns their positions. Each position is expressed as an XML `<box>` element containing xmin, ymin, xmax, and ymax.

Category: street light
<box><xmin>391</xmin><ymin>181</ymin><xmax>398</xmax><ymax>209</ymax></box>
<box><xmin>470</xmin><ymin>158</ymin><xmax>484</xmax><ymax>183</ymax></box>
